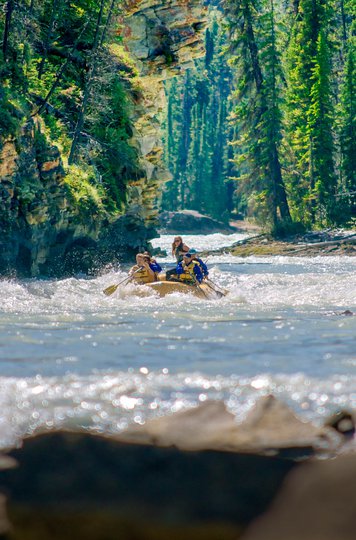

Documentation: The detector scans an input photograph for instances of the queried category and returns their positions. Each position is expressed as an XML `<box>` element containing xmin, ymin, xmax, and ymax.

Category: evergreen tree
<box><xmin>284</xmin><ymin>0</ymin><xmax>339</xmax><ymax>226</ymax></box>
<box><xmin>226</xmin><ymin>0</ymin><xmax>292</xmax><ymax>233</ymax></box>
<box><xmin>161</xmin><ymin>15</ymin><xmax>234</xmax><ymax>220</ymax></box>
<box><xmin>339</xmin><ymin>20</ymin><xmax>356</xmax><ymax>217</ymax></box>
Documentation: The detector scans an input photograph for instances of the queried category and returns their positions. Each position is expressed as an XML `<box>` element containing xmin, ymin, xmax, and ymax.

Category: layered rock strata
<box><xmin>122</xmin><ymin>0</ymin><xmax>208</xmax><ymax>226</ymax></box>
<box><xmin>0</xmin><ymin>119</ymin><xmax>154</xmax><ymax>276</ymax></box>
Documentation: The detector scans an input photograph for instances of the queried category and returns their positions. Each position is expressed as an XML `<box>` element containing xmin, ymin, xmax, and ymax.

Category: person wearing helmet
<box><xmin>175</xmin><ymin>253</ymin><xmax>204</xmax><ymax>284</ymax></box>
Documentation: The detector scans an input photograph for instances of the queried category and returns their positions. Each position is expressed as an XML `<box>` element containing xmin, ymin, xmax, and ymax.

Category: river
<box><xmin>1</xmin><ymin>232</ymin><xmax>355</xmax><ymax>450</ymax></box>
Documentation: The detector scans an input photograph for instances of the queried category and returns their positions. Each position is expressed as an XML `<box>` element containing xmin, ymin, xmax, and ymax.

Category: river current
<box><xmin>1</xmin><ymin>232</ymin><xmax>356</xmax><ymax>450</ymax></box>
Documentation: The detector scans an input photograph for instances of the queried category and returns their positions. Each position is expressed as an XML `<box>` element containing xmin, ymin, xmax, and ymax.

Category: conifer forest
<box><xmin>0</xmin><ymin>0</ymin><xmax>355</xmax><ymax>248</ymax></box>
<box><xmin>163</xmin><ymin>0</ymin><xmax>355</xmax><ymax>234</ymax></box>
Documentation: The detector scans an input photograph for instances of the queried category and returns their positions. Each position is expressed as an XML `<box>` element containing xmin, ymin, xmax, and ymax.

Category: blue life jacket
<box><xmin>196</xmin><ymin>257</ymin><xmax>209</xmax><ymax>277</ymax></box>
<box><xmin>176</xmin><ymin>260</ymin><xmax>204</xmax><ymax>283</ymax></box>
<box><xmin>150</xmin><ymin>261</ymin><xmax>162</xmax><ymax>273</ymax></box>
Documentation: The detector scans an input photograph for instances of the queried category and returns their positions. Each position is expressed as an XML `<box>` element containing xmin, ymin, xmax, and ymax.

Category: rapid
<box><xmin>1</xmin><ymin>232</ymin><xmax>356</xmax><ymax>450</ymax></box>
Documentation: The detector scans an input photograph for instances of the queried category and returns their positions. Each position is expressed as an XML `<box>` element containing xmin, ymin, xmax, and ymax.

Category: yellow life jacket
<box><xmin>131</xmin><ymin>265</ymin><xmax>154</xmax><ymax>284</ymax></box>
<box><xmin>179</xmin><ymin>260</ymin><xmax>200</xmax><ymax>284</ymax></box>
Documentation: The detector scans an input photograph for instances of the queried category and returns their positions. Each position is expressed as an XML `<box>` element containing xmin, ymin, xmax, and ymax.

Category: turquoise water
<box><xmin>0</xmin><ymin>233</ymin><xmax>355</xmax><ymax>449</ymax></box>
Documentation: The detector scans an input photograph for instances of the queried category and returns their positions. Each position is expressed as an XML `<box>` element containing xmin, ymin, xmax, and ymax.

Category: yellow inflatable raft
<box><xmin>145</xmin><ymin>280</ymin><xmax>215</xmax><ymax>299</ymax></box>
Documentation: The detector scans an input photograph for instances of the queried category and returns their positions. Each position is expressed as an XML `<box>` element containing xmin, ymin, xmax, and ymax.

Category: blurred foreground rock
<box><xmin>241</xmin><ymin>453</ymin><xmax>356</xmax><ymax>540</ymax></box>
<box><xmin>118</xmin><ymin>397</ymin><xmax>343</xmax><ymax>456</ymax></box>
<box><xmin>0</xmin><ymin>397</ymin><xmax>354</xmax><ymax>540</ymax></box>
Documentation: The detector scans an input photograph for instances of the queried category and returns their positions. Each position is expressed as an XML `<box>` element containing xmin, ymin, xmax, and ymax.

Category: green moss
<box><xmin>63</xmin><ymin>164</ymin><xmax>107</xmax><ymax>217</ymax></box>
<box><xmin>41</xmin><ymin>115</ymin><xmax>72</xmax><ymax>157</ymax></box>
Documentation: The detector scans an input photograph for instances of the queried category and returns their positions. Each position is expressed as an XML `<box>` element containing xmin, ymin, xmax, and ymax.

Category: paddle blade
<box><xmin>103</xmin><ymin>283</ymin><xmax>119</xmax><ymax>296</ymax></box>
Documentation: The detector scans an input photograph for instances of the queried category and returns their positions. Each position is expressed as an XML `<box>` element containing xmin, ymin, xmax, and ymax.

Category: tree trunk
<box><xmin>2</xmin><ymin>0</ymin><xmax>14</xmax><ymax>60</ymax></box>
<box><xmin>68</xmin><ymin>0</ymin><xmax>106</xmax><ymax>165</ymax></box>
<box><xmin>38</xmin><ymin>0</ymin><xmax>61</xmax><ymax>79</ymax></box>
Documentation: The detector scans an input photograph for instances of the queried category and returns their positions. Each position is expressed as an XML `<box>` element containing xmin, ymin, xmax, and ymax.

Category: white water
<box><xmin>1</xmin><ymin>232</ymin><xmax>356</xmax><ymax>450</ymax></box>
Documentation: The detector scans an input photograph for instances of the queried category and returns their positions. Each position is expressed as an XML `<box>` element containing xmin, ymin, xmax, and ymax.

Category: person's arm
<box><xmin>150</xmin><ymin>261</ymin><xmax>162</xmax><ymax>273</ymax></box>
<box><xmin>175</xmin><ymin>262</ymin><xmax>184</xmax><ymax>275</ymax></box>
<box><xmin>198</xmin><ymin>258</ymin><xmax>209</xmax><ymax>276</ymax></box>
<box><xmin>143</xmin><ymin>261</ymin><xmax>155</xmax><ymax>280</ymax></box>
<box><xmin>129</xmin><ymin>264</ymin><xmax>138</xmax><ymax>275</ymax></box>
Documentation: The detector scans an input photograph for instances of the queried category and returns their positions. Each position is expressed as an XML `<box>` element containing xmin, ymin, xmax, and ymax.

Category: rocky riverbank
<box><xmin>0</xmin><ymin>397</ymin><xmax>355</xmax><ymax>540</ymax></box>
<box><xmin>207</xmin><ymin>229</ymin><xmax>356</xmax><ymax>257</ymax></box>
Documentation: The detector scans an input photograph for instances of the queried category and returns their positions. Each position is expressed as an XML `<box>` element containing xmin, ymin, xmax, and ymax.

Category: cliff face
<box><xmin>0</xmin><ymin>0</ymin><xmax>207</xmax><ymax>277</ymax></box>
<box><xmin>123</xmin><ymin>0</ymin><xmax>208</xmax><ymax>226</ymax></box>
<box><xmin>0</xmin><ymin>118</ymin><xmax>68</xmax><ymax>276</ymax></box>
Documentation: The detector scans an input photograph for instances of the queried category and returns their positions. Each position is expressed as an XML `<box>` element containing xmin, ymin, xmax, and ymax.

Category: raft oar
<box><xmin>205</xmin><ymin>278</ymin><xmax>228</xmax><ymax>297</ymax></box>
<box><xmin>193</xmin><ymin>276</ymin><xmax>210</xmax><ymax>299</ymax></box>
<box><xmin>204</xmin><ymin>280</ymin><xmax>225</xmax><ymax>298</ymax></box>
<box><xmin>103</xmin><ymin>268</ymin><xmax>141</xmax><ymax>296</ymax></box>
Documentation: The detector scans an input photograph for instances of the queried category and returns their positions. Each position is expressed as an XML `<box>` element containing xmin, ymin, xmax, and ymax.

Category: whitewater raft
<box><xmin>145</xmin><ymin>280</ymin><xmax>218</xmax><ymax>299</ymax></box>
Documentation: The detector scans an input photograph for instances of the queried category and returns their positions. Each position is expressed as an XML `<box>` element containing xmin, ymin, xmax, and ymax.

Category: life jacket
<box><xmin>179</xmin><ymin>260</ymin><xmax>201</xmax><ymax>284</ymax></box>
<box><xmin>195</xmin><ymin>257</ymin><xmax>208</xmax><ymax>277</ymax></box>
<box><xmin>131</xmin><ymin>265</ymin><xmax>154</xmax><ymax>284</ymax></box>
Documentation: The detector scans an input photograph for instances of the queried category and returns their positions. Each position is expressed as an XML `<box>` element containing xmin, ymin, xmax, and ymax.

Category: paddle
<box><xmin>205</xmin><ymin>278</ymin><xmax>228</xmax><ymax>297</ymax></box>
<box><xmin>103</xmin><ymin>268</ymin><xmax>141</xmax><ymax>296</ymax></box>
<box><xmin>204</xmin><ymin>280</ymin><xmax>225</xmax><ymax>298</ymax></box>
<box><xmin>192</xmin><ymin>275</ymin><xmax>210</xmax><ymax>299</ymax></box>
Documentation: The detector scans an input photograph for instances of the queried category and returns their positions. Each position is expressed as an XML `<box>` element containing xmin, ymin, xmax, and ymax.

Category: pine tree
<box><xmin>284</xmin><ymin>0</ymin><xmax>339</xmax><ymax>226</ymax></box>
<box><xmin>161</xmin><ymin>15</ymin><xmax>234</xmax><ymax>220</ymax></box>
<box><xmin>339</xmin><ymin>30</ymin><xmax>356</xmax><ymax>217</ymax></box>
<box><xmin>226</xmin><ymin>0</ymin><xmax>292</xmax><ymax>233</ymax></box>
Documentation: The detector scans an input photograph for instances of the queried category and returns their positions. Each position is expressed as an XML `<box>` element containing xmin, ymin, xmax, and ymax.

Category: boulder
<box><xmin>0</xmin><ymin>398</ymin><xmax>353</xmax><ymax>540</ymax></box>
<box><xmin>0</xmin><ymin>431</ymin><xmax>294</xmax><ymax>540</ymax></box>
<box><xmin>241</xmin><ymin>453</ymin><xmax>356</xmax><ymax>540</ymax></box>
<box><xmin>117</xmin><ymin>397</ymin><xmax>342</xmax><ymax>457</ymax></box>
<box><xmin>159</xmin><ymin>210</ymin><xmax>236</xmax><ymax>234</ymax></box>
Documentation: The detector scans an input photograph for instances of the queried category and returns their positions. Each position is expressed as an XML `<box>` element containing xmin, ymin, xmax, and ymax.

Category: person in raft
<box><xmin>166</xmin><ymin>236</ymin><xmax>190</xmax><ymax>281</ymax></box>
<box><xmin>172</xmin><ymin>236</ymin><xmax>190</xmax><ymax>263</ymax></box>
<box><xmin>175</xmin><ymin>252</ymin><xmax>204</xmax><ymax>285</ymax></box>
<box><xmin>142</xmin><ymin>251</ymin><xmax>162</xmax><ymax>275</ymax></box>
<box><xmin>129</xmin><ymin>253</ymin><xmax>160</xmax><ymax>284</ymax></box>
<box><xmin>189</xmin><ymin>249</ymin><xmax>209</xmax><ymax>279</ymax></box>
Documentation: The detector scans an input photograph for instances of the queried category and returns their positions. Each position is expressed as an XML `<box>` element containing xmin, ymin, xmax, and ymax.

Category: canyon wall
<box><xmin>0</xmin><ymin>0</ymin><xmax>208</xmax><ymax>276</ymax></box>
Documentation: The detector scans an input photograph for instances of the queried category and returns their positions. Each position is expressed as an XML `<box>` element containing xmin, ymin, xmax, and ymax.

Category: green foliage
<box><xmin>0</xmin><ymin>94</ymin><xmax>21</xmax><ymax>138</ymax></box>
<box><xmin>225</xmin><ymin>0</ymin><xmax>355</xmax><ymax>232</ymax></box>
<box><xmin>63</xmin><ymin>164</ymin><xmax>106</xmax><ymax>216</ymax></box>
<box><xmin>0</xmin><ymin>0</ymin><xmax>140</xmax><ymax>220</ymax></box>
<box><xmin>225</xmin><ymin>0</ymin><xmax>292</xmax><ymax>232</ymax></box>
<box><xmin>339</xmin><ymin>33</ymin><xmax>356</xmax><ymax>219</ymax></box>
<box><xmin>161</xmin><ymin>16</ymin><xmax>234</xmax><ymax>220</ymax></box>
<box><xmin>284</xmin><ymin>0</ymin><xmax>340</xmax><ymax>227</ymax></box>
